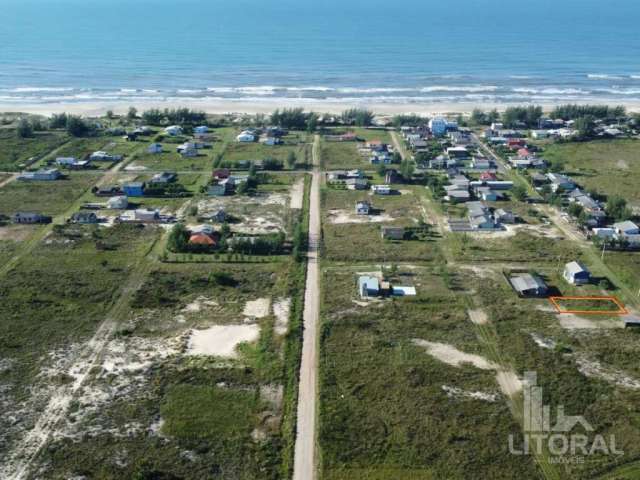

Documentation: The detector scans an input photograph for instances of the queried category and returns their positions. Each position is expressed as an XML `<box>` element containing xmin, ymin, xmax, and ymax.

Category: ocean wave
<box><xmin>420</xmin><ymin>85</ymin><xmax>499</xmax><ymax>93</ymax></box>
<box><xmin>587</xmin><ymin>74</ymin><xmax>626</xmax><ymax>80</ymax></box>
<box><xmin>0</xmin><ymin>86</ymin><xmax>76</xmax><ymax>93</ymax></box>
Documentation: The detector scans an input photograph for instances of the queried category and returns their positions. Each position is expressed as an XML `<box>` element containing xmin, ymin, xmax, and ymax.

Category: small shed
<box><xmin>563</xmin><ymin>261</ymin><xmax>591</xmax><ymax>285</ymax></box>
<box><xmin>358</xmin><ymin>276</ymin><xmax>380</xmax><ymax>298</ymax></box>
<box><xmin>123</xmin><ymin>182</ymin><xmax>145</xmax><ymax>197</ymax></box>
<box><xmin>510</xmin><ymin>273</ymin><xmax>548</xmax><ymax>297</ymax></box>
<box><xmin>355</xmin><ymin>201</ymin><xmax>371</xmax><ymax>215</ymax></box>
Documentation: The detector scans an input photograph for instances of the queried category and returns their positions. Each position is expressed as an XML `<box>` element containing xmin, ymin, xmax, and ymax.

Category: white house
<box><xmin>236</xmin><ymin>133</ymin><xmax>255</xmax><ymax>143</ymax></box>
<box><xmin>371</xmin><ymin>184</ymin><xmax>391</xmax><ymax>195</ymax></box>
<box><xmin>563</xmin><ymin>261</ymin><xmax>591</xmax><ymax>285</ymax></box>
<box><xmin>56</xmin><ymin>157</ymin><xmax>77</xmax><ymax>166</ymax></box>
<box><xmin>107</xmin><ymin>196</ymin><xmax>128</xmax><ymax>209</ymax></box>
<box><xmin>147</xmin><ymin>143</ymin><xmax>163</xmax><ymax>154</ymax></box>
<box><xmin>613</xmin><ymin>221</ymin><xmax>639</xmax><ymax>236</ymax></box>
<box><xmin>194</xmin><ymin>125</ymin><xmax>209</xmax><ymax>134</ymax></box>
<box><xmin>134</xmin><ymin>208</ymin><xmax>160</xmax><ymax>222</ymax></box>
<box><xmin>18</xmin><ymin>168</ymin><xmax>61</xmax><ymax>181</ymax></box>
<box><xmin>164</xmin><ymin>125</ymin><xmax>183</xmax><ymax>136</ymax></box>
<box><xmin>355</xmin><ymin>201</ymin><xmax>371</xmax><ymax>215</ymax></box>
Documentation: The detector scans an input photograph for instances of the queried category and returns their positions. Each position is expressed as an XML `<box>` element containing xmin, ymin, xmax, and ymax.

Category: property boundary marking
<box><xmin>549</xmin><ymin>296</ymin><xmax>628</xmax><ymax>315</ymax></box>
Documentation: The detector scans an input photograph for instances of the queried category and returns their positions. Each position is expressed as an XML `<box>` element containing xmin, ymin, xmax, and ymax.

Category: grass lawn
<box><xmin>0</xmin><ymin>172</ymin><xmax>101</xmax><ymax>216</ymax></box>
<box><xmin>133</xmin><ymin>149</ymin><xmax>214</xmax><ymax>171</ymax></box>
<box><xmin>0</xmin><ymin>129</ymin><xmax>68</xmax><ymax>171</ymax></box>
<box><xmin>221</xmin><ymin>131</ymin><xmax>311</xmax><ymax>167</ymax></box>
<box><xmin>543</xmin><ymin>139</ymin><xmax>640</xmax><ymax>206</ymax></box>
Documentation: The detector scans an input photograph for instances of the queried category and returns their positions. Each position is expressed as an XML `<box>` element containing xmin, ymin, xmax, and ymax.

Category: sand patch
<box><xmin>458</xmin><ymin>264</ymin><xmax>497</xmax><ymax>279</ymax></box>
<box><xmin>272</xmin><ymin>298</ymin><xmax>291</xmax><ymax>335</ymax></box>
<box><xmin>530</xmin><ymin>333</ymin><xmax>556</xmax><ymax>349</ymax></box>
<box><xmin>442</xmin><ymin>385</ymin><xmax>498</xmax><ymax>402</ymax></box>
<box><xmin>412</xmin><ymin>339</ymin><xmax>497</xmax><ymax>370</ymax></box>
<box><xmin>186</xmin><ymin>324</ymin><xmax>260</xmax><ymax>358</ymax></box>
<box><xmin>182</xmin><ymin>296</ymin><xmax>219</xmax><ymax>313</ymax></box>
<box><xmin>575</xmin><ymin>355</ymin><xmax>640</xmax><ymax>389</ymax></box>
<box><xmin>124</xmin><ymin>164</ymin><xmax>147</xmax><ymax>171</ymax></box>
<box><xmin>327</xmin><ymin>209</ymin><xmax>394</xmax><ymax>224</ymax></box>
<box><xmin>290</xmin><ymin>178</ymin><xmax>304</xmax><ymax>209</ymax></box>
<box><xmin>496</xmin><ymin>370</ymin><xmax>523</xmax><ymax>397</ymax></box>
<box><xmin>0</xmin><ymin>225</ymin><xmax>36</xmax><ymax>241</ymax></box>
<box><xmin>616</xmin><ymin>159</ymin><xmax>630</xmax><ymax>170</ymax></box>
<box><xmin>243</xmin><ymin>298</ymin><xmax>271</xmax><ymax>318</ymax></box>
<box><xmin>558</xmin><ymin>313</ymin><xmax>622</xmax><ymax>330</ymax></box>
<box><xmin>467</xmin><ymin>309</ymin><xmax>488</xmax><ymax>325</ymax></box>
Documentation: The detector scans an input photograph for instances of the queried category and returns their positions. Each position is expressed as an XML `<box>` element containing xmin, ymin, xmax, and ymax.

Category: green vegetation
<box><xmin>0</xmin><ymin>128</ymin><xmax>67</xmax><ymax>170</ymax></box>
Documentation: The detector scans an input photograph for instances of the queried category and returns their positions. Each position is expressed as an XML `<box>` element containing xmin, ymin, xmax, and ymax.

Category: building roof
<box><xmin>511</xmin><ymin>273</ymin><xmax>547</xmax><ymax>294</ymax></box>
<box><xmin>358</xmin><ymin>275</ymin><xmax>379</xmax><ymax>292</ymax></box>
<box><xmin>565</xmin><ymin>261</ymin><xmax>590</xmax><ymax>276</ymax></box>
<box><xmin>189</xmin><ymin>233</ymin><xmax>216</xmax><ymax>245</ymax></box>
<box><xmin>614</xmin><ymin>220</ymin><xmax>639</xmax><ymax>232</ymax></box>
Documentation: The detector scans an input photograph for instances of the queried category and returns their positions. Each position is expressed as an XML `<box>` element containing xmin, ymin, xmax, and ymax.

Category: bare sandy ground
<box><xmin>186</xmin><ymin>324</ymin><xmax>260</xmax><ymax>358</ymax></box>
<box><xmin>243</xmin><ymin>298</ymin><xmax>271</xmax><ymax>318</ymax></box>
<box><xmin>290</xmin><ymin>178</ymin><xmax>304</xmax><ymax>210</ymax></box>
<box><xmin>327</xmin><ymin>209</ymin><xmax>394</xmax><ymax>224</ymax></box>
<box><xmin>467</xmin><ymin>309</ymin><xmax>489</xmax><ymax>325</ymax></box>
<box><xmin>5</xmin><ymin>99</ymin><xmax>640</xmax><ymax>117</ymax></box>
<box><xmin>273</xmin><ymin>298</ymin><xmax>291</xmax><ymax>335</ymax></box>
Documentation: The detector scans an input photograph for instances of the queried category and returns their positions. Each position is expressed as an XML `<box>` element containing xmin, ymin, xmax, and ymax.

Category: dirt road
<box><xmin>293</xmin><ymin>135</ymin><xmax>321</xmax><ymax>480</ymax></box>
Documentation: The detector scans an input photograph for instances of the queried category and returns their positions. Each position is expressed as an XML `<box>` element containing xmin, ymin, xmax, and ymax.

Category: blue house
<box><xmin>123</xmin><ymin>182</ymin><xmax>145</xmax><ymax>197</ymax></box>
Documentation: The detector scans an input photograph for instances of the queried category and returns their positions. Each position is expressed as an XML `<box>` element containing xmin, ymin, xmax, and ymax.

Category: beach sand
<box><xmin>3</xmin><ymin>99</ymin><xmax>640</xmax><ymax>117</ymax></box>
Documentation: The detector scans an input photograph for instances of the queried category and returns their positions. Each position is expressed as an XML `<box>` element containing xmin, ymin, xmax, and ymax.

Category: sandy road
<box><xmin>293</xmin><ymin>135</ymin><xmax>321</xmax><ymax>480</ymax></box>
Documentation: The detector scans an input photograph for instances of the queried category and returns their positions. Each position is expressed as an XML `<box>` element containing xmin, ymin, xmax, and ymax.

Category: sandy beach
<box><xmin>3</xmin><ymin>99</ymin><xmax>640</xmax><ymax>118</ymax></box>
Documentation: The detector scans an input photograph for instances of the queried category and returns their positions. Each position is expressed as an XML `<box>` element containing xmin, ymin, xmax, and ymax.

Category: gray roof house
<box><xmin>563</xmin><ymin>261</ymin><xmax>591</xmax><ymax>285</ymax></box>
<box><xmin>381</xmin><ymin>226</ymin><xmax>405</xmax><ymax>240</ymax></box>
<box><xmin>12</xmin><ymin>212</ymin><xmax>52</xmax><ymax>224</ymax></box>
<box><xmin>71</xmin><ymin>211</ymin><xmax>99</xmax><ymax>224</ymax></box>
<box><xmin>355</xmin><ymin>201</ymin><xmax>371</xmax><ymax>215</ymax></box>
<box><xmin>613</xmin><ymin>221</ymin><xmax>639</xmax><ymax>235</ymax></box>
<box><xmin>510</xmin><ymin>273</ymin><xmax>548</xmax><ymax>297</ymax></box>
<box><xmin>358</xmin><ymin>276</ymin><xmax>380</xmax><ymax>298</ymax></box>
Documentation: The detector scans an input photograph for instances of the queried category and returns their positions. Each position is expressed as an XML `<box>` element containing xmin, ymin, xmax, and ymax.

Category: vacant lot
<box><xmin>222</xmin><ymin>131</ymin><xmax>311</xmax><ymax>167</ymax></box>
<box><xmin>0</xmin><ymin>172</ymin><xmax>101</xmax><ymax>216</ymax></box>
<box><xmin>319</xmin><ymin>267</ymin><xmax>541</xmax><ymax>480</ymax></box>
<box><xmin>322</xmin><ymin>186</ymin><xmax>441</xmax><ymax>262</ymax></box>
<box><xmin>543</xmin><ymin>139</ymin><xmax>640</xmax><ymax>207</ymax></box>
<box><xmin>0</xmin><ymin>129</ymin><xmax>68</xmax><ymax>171</ymax></box>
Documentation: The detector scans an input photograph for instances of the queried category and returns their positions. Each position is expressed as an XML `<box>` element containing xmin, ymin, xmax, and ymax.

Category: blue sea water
<box><xmin>1</xmin><ymin>0</ymin><xmax>639</xmax><ymax>106</ymax></box>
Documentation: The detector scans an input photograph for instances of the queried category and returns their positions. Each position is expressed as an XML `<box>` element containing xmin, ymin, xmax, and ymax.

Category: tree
<box><xmin>16</xmin><ymin>119</ymin><xmax>33</xmax><ymax>138</ymax></box>
<box><xmin>271</xmin><ymin>108</ymin><xmax>307</xmax><ymax>129</ymax></box>
<box><xmin>106</xmin><ymin>110</ymin><xmax>115</xmax><ymax>119</ymax></box>
<box><xmin>400</xmin><ymin>159</ymin><xmax>414</xmax><ymax>180</ymax></box>
<box><xmin>512</xmin><ymin>184</ymin><xmax>527</xmax><ymax>201</ymax></box>
<box><xmin>340</xmin><ymin>108</ymin><xmax>374</xmax><ymax>126</ymax></box>
<box><xmin>567</xmin><ymin>202</ymin><xmax>584</xmax><ymax>219</ymax></box>
<box><xmin>606</xmin><ymin>196</ymin><xmax>632</xmax><ymax>221</ymax></box>
<box><xmin>66</xmin><ymin>115</ymin><xmax>90</xmax><ymax>137</ymax></box>
<box><xmin>50</xmin><ymin>112</ymin><xmax>68</xmax><ymax>129</ymax></box>
<box><xmin>470</xmin><ymin>109</ymin><xmax>488</xmax><ymax>126</ymax></box>
<box><xmin>166</xmin><ymin>223</ymin><xmax>189</xmax><ymax>252</ymax></box>
<box><xmin>127</xmin><ymin>107</ymin><xmax>138</xmax><ymax>120</ymax></box>
<box><xmin>306</xmin><ymin>112</ymin><xmax>318</xmax><ymax>133</ymax></box>
<box><xmin>574</xmin><ymin>115</ymin><xmax>596</xmax><ymax>139</ymax></box>
<box><xmin>286</xmin><ymin>151</ymin><xmax>297</xmax><ymax>169</ymax></box>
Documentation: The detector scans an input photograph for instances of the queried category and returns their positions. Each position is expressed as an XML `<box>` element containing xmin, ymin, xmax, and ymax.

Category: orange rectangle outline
<box><xmin>549</xmin><ymin>296</ymin><xmax>628</xmax><ymax>315</ymax></box>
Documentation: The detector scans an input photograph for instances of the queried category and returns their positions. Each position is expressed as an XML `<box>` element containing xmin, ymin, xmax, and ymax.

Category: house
<box><xmin>475</xmin><ymin>187</ymin><xmax>500</xmax><ymax>202</ymax></box>
<box><xmin>56</xmin><ymin>157</ymin><xmax>90</xmax><ymax>169</ymax></box>
<box><xmin>107</xmin><ymin>196</ymin><xmax>128</xmax><ymax>209</ymax></box>
<box><xmin>546</xmin><ymin>173</ymin><xmax>576</xmax><ymax>193</ymax></box>
<box><xmin>371</xmin><ymin>184</ymin><xmax>391</xmax><ymax>195</ymax></box>
<box><xmin>446</xmin><ymin>146</ymin><xmax>469</xmax><ymax>159</ymax></box>
<box><xmin>213</xmin><ymin>168</ymin><xmax>231</xmax><ymax>180</ymax></box>
<box><xmin>392</xmin><ymin>286</ymin><xmax>417</xmax><ymax>296</ymax></box>
<box><xmin>133</xmin><ymin>126</ymin><xmax>153</xmax><ymax>136</ymax></box>
<box><xmin>177</xmin><ymin>142</ymin><xmax>199</xmax><ymax>157</ymax></box>
<box><xmin>346</xmin><ymin>178</ymin><xmax>368</xmax><ymax>190</ymax></box>
<box><xmin>467</xmin><ymin>201</ymin><xmax>496</xmax><ymax>230</ymax></box>
<box><xmin>90</xmin><ymin>151</ymin><xmax>122</xmax><ymax>162</ymax></box>
<box><xmin>494</xmin><ymin>209</ymin><xmax>516</xmax><ymax>224</ymax></box>
<box><xmin>510</xmin><ymin>273</ymin><xmax>548</xmax><ymax>297</ymax></box>
<box><xmin>189</xmin><ymin>232</ymin><xmax>217</xmax><ymax>246</ymax></box>
<box><xmin>194</xmin><ymin>125</ymin><xmax>209</xmax><ymax>134</ymax></box>
<box><xmin>208</xmin><ymin>208</ymin><xmax>227</xmax><ymax>223</ymax></box>
<box><xmin>446</xmin><ymin>190</ymin><xmax>471</xmax><ymax>203</ymax></box>
<box><xmin>531</xmin><ymin>130</ymin><xmax>550</xmax><ymax>139</ymax></box>
<box><xmin>472</xmin><ymin>157</ymin><xmax>492</xmax><ymax>170</ymax></box>
<box><xmin>469</xmin><ymin>180</ymin><xmax>513</xmax><ymax>191</ymax></box>
<box><xmin>123</xmin><ymin>182</ymin><xmax>145</xmax><ymax>197</ymax></box>
<box><xmin>355</xmin><ymin>201</ymin><xmax>371</xmax><ymax>215</ymax></box>
<box><xmin>563</xmin><ymin>261</ymin><xmax>591</xmax><ymax>285</ymax></box>
<box><xmin>71</xmin><ymin>211</ymin><xmax>99</xmax><ymax>224</ymax></box>
<box><xmin>365</xmin><ymin>140</ymin><xmax>385</xmax><ymax>151</ymax></box>
<box><xmin>261</xmin><ymin>137</ymin><xmax>283</xmax><ymax>146</ymax></box>
<box><xmin>18</xmin><ymin>168</ymin><xmax>62</xmax><ymax>181</ymax></box>
<box><xmin>164</xmin><ymin>125</ymin><xmax>183</xmax><ymax>136</ymax></box>
<box><xmin>381</xmin><ymin>226</ymin><xmax>405</xmax><ymax>240</ymax></box>
<box><xmin>12</xmin><ymin>212</ymin><xmax>52</xmax><ymax>224</ymax></box>
<box><xmin>147</xmin><ymin>143</ymin><xmax>163</xmax><ymax>154</ymax></box>
<box><xmin>358</xmin><ymin>275</ymin><xmax>380</xmax><ymax>298</ymax></box>
<box><xmin>207</xmin><ymin>183</ymin><xmax>231</xmax><ymax>196</ymax></box>
<box><xmin>134</xmin><ymin>208</ymin><xmax>160</xmax><ymax>222</ymax></box>
<box><xmin>150</xmin><ymin>172</ymin><xmax>177</xmax><ymax>184</ymax></box>
<box><xmin>429</xmin><ymin>117</ymin><xmax>448</xmax><ymax>136</ymax></box>
<box><xmin>531</xmin><ymin>173</ymin><xmax>548</xmax><ymax>186</ymax></box>
<box><xmin>480</xmin><ymin>171</ymin><xmax>498</xmax><ymax>181</ymax></box>
<box><xmin>385</xmin><ymin>170</ymin><xmax>400</xmax><ymax>184</ymax></box>
<box><xmin>592</xmin><ymin>227</ymin><xmax>616</xmax><ymax>239</ymax></box>
<box><xmin>613</xmin><ymin>221</ymin><xmax>639</xmax><ymax>236</ymax></box>
<box><xmin>236</xmin><ymin>133</ymin><xmax>255</xmax><ymax>142</ymax></box>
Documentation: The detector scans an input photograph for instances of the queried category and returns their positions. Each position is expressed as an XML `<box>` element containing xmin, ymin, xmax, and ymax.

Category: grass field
<box><xmin>221</xmin><ymin>131</ymin><xmax>311</xmax><ymax>167</ymax></box>
<box><xmin>0</xmin><ymin>129</ymin><xmax>68</xmax><ymax>171</ymax></box>
<box><xmin>0</xmin><ymin>172</ymin><xmax>101</xmax><ymax>216</ymax></box>
<box><xmin>543</xmin><ymin>139</ymin><xmax>640</xmax><ymax>207</ymax></box>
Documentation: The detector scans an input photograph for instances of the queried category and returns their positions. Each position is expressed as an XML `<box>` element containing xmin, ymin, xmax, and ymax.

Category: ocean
<box><xmin>1</xmin><ymin>0</ymin><xmax>640</xmax><ymax>107</ymax></box>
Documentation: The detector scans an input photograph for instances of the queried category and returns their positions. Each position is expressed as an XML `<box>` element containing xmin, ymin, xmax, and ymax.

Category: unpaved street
<box><xmin>293</xmin><ymin>135</ymin><xmax>321</xmax><ymax>480</ymax></box>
